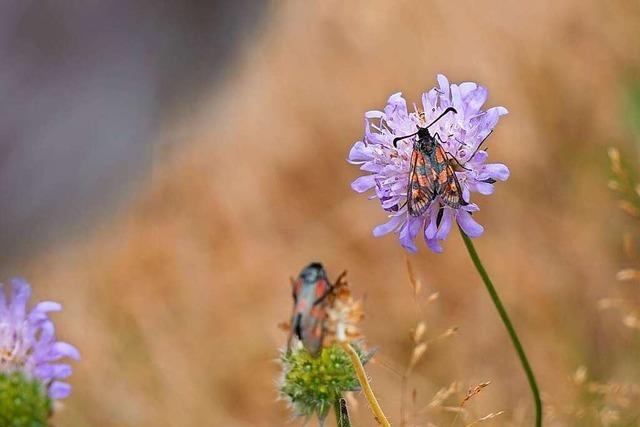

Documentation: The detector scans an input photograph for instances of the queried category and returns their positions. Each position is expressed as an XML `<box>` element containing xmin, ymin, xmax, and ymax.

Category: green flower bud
<box><xmin>279</xmin><ymin>343</ymin><xmax>372</xmax><ymax>422</ymax></box>
<box><xmin>0</xmin><ymin>371</ymin><xmax>52</xmax><ymax>427</ymax></box>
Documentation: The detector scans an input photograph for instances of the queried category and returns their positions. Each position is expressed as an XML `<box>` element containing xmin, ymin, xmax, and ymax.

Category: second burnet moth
<box><xmin>288</xmin><ymin>262</ymin><xmax>335</xmax><ymax>357</ymax></box>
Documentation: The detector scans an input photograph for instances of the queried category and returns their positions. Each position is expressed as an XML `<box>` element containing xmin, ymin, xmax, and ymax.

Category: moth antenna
<box><xmin>466</xmin><ymin>130</ymin><xmax>493</xmax><ymax>163</ymax></box>
<box><xmin>393</xmin><ymin>107</ymin><xmax>457</xmax><ymax>147</ymax></box>
<box><xmin>393</xmin><ymin>130</ymin><xmax>420</xmax><ymax>147</ymax></box>
<box><xmin>425</xmin><ymin>107</ymin><xmax>457</xmax><ymax>129</ymax></box>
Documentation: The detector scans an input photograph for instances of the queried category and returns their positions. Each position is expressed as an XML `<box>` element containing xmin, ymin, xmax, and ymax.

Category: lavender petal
<box><xmin>457</xmin><ymin>210</ymin><xmax>484</xmax><ymax>238</ymax></box>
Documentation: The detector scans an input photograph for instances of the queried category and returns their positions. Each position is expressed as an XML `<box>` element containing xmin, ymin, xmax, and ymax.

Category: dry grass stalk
<box><xmin>406</xmin><ymin>256</ymin><xmax>422</xmax><ymax>297</ymax></box>
<box><xmin>461</xmin><ymin>382</ymin><xmax>492</xmax><ymax>407</ymax></box>
<box><xmin>615</xmin><ymin>268</ymin><xmax>640</xmax><ymax>281</ymax></box>
<box><xmin>465</xmin><ymin>411</ymin><xmax>505</xmax><ymax>426</ymax></box>
<box><xmin>426</xmin><ymin>382</ymin><xmax>460</xmax><ymax>409</ymax></box>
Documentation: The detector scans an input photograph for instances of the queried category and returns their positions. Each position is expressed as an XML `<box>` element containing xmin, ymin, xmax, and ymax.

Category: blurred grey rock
<box><xmin>0</xmin><ymin>1</ymin><xmax>267</xmax><ymax>263</ymax></box>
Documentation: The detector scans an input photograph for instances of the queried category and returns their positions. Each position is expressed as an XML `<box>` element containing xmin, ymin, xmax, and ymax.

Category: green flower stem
<box><xmin>459</xmin><ymin>227</ymin><xmax>542</xmax><ymax>427</ymax></box>
<box><xmin>339</xmin><ymin>341</ymin><xmax>391</xmax><ymax>427</ymax></box>
<box><xmin>334</xmin><ymin>396</ymin><xmax>351</xmax><ymax>427</ymax></box>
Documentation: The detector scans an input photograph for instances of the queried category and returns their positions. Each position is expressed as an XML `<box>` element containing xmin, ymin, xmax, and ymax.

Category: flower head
<box><xmin>348</xmin><ymin>74</ymin><xmax>509</xmax><ymax>252</ymax></box>
<box><xmin>278</xmin><ymin>343</ymin><xmax>372</xmax><ymax>422</ymax></box>
<box><xmin>279</xmin><ymin>267</ymin><xmax>374</xmax><ymax>423</ymax></box>
<box><xmin>0</xmin><ymin>278</ymin><xmax>80</xmax><ymax>401</ymax></box>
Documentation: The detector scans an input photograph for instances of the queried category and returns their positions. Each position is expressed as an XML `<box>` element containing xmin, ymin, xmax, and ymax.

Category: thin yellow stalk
<box><xmin>339</xmin><ymin>341</ymin><xmax>392</xmax><ymax>427</ymax></box>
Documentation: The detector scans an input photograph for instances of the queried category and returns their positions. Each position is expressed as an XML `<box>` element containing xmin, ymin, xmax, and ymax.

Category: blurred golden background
<box><xmin>4</xmin><ymin>1</ymin><xmax>640</xmax><ymax>425</ymax></box>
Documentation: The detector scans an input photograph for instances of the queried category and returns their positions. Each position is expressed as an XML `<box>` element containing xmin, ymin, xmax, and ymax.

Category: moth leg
<box><xmin>465</xmin><ymin>130</ymin><xmax>493</xmax><ymax>164</ymax></box>
<box><xmin>290</xmin><ymin>277</ymin><xmax>298</xmax><ymax>303</ymax></box>
<box><xmin>292</xmin><ymin>313</ymin><xmax>303</xmax><ymax>340</ymax></box>
<box><xmin>445</xmin><ymin>152</ymin><xmax>471</xmax><ymax>171</ymax></box>
<box><xmin>434</xmin><ymin>133</ymin><xmax>471</xmax><ymax>171</ymax></box>
<box><xmin>313</xmin><ymin>285</ymin><xmax>333</xmax><ymax>306</ymax></box>
<box><xmin>333</xmin><ymin>270</ymin><xmax>348</xmax><ymax>290</ymax></box>
<box><xmin>449</xmin><ymin>167</ymin><xmax>469</xmax><ymax>206</ymax></box>
<box><xmin>436</xmin><ymin>205</ymin><xmax>445</xmax><ymax>228</ymax></box>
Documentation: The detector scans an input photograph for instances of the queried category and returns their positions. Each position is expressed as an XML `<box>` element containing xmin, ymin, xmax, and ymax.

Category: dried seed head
<box><xmin>623</xmin><ymin>233</ymin><xmax>635</xmax><ymax>258</ymax></box>
<box><xmin>622</xmin><ymin>314</ymin><xmax>640</xmax><ymax>329</ymax></box>
<box><xmin>427</xmin><ymin>292</ymin><xmax>440</xmax><ymax>303</ymax></box>
<box><xmin>573</xmin><ymin>366</ymin><xmax>588</xmax><ymax>385</ymax></box>
<box><xmin>465</xmin><ymin>411</ymin><xmax>505</xmax><ymax>426</ymax></box>
<box><xmin>428</xmin><ymin>382</ymin><xmax>460</xmax><ymax>408</ymax></box>
<box><xmin>608</xmin><ymin>147</ymin><xmax>621</xmax><ymax>172</ymax></box>
<box><xmin>406</xmin><ymin>257</ymin><xmax>422</xmax><ymax>296</ymax></box>
<box><xmin>597</xmin><ymin>298</ymin><xmax>623</xmax><ymax>310</ymax></box>
<box><xmin>413</xmin><ymin>321</ymin><xmax>427</xmax><ymax>343</ymax></box>
<box><xmin>618</xmin><ymin>200</ymin><xmax>640</xmax><ymax>217</ymax></box>
<box><xmin>616</xmin><ymin>268</ymin><xmax>640</xmax><ymax>281</ymax></box>
<box><xmin>409</xmin><ymin>342</ymin><xmax>428</xmax><ymax>369</ymax></box>
<box><xmin>324</xmin><ymin>273</ymin><xmax>365</xmax><ymax>345</ymax></box>
<box><xmin>461</xmin><ymin>381</ymin><xmax>492</xmax><ymax>407</ymax></box>
<box><xmin>442</xmin><ymin>327</ymin><xmax>459</xmax><ymax>338</ymax></box>
<box><xmin>600</xmin><ymin>408</ymin><xmax>620</xmax><ymax>426</ymax></box>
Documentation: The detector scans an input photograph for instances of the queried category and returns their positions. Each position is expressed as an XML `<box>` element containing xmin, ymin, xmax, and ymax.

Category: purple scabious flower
<box><xmin>0</xmin><ymin>278</ymin><xmax>80</xmax><ymax>400</ymax></box>
<box><xmin>348</xmin><ymin>75</ymin><xmax>509</xmax><ymax>253</ymax></box>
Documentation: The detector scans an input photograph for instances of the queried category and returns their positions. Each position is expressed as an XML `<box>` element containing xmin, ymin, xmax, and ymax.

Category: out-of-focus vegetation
<box><xmin>0</xmin><ymin>372</ymin><xmax>51</xmax><ymax>426</ymax></box>
<box><xmin>6</xmin><ymin>1</ymin><xmax>640</xmax><ymax>425</ymax></box>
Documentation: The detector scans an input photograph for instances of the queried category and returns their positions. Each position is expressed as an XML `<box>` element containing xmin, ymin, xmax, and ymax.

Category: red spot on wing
<box><xmin>441</xmin><ymin>163</ymin><xmax>464</xmax><ymax>207</ymax></box>
<box><xmin>293</xmin><ymin>280</ymin><xmax>302</xmax><ymax>297</ymax></box>
<box><xmin>314</xmin><ymin>279</ymin><xmax>329</xmax><ymax>299</ymax></box>
<box><xmin>438</xmin><ymin>169</ymin><xmax>448</xmax><ymax>184</ymax></box>
<box><xmin>313</xmin><ymin>324</ymin><xmax>322</xmax><ymax>338</ymax></box>
<box><xmin>413</xmin><ymin>152</ymin><xmax>430</xmax><ymax>188</ymax></box>
<box><xmin>408</xmin><ymin>149</ymin><xmax>436</xmax><ymax>216</ymax></box>
<box><xmin>310</xmin><ymin>304</ymin><xmax>326</xmax><ymax>321</ymax></box>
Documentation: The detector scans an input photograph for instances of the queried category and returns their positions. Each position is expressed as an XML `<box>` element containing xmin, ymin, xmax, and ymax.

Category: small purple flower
<box><xmin>348</xmin><ymin>75</ymin><xmax>509</xmax><ymax>253</ymax></box>
<box><xmin>0</xmin><ymin>278</ymin><xmax>80</xmax><ymax>400</ymax></box>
